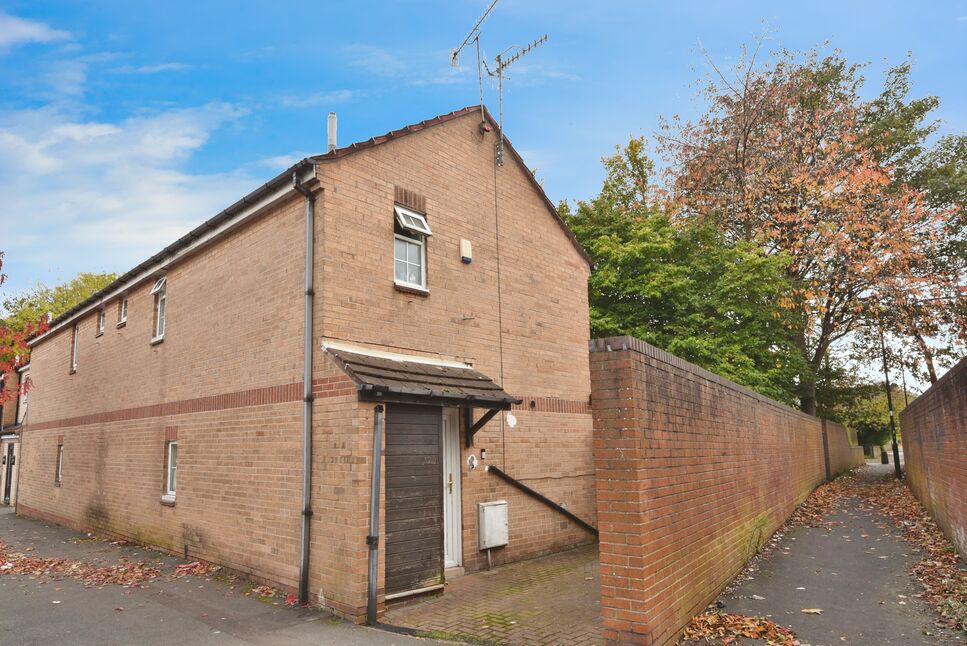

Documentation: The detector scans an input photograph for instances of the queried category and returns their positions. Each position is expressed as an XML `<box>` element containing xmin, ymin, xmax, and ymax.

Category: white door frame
<box><xmin>442</xmin><ymin>408</ymin><xmax>463</xmax><ymax>569</ymax></box>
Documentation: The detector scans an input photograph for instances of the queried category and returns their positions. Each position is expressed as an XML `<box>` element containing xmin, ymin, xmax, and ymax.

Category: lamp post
<box><xmin>878</xmin><ymin>326</ymin><xmax>903</xmax><ymax>479</ymax></box>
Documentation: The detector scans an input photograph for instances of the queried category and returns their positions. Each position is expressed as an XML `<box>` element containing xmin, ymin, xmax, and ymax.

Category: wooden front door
<box><xmin>384</xmin><ymin>404</ymin><xmax>444</xmax><ymax>597</ymax></box>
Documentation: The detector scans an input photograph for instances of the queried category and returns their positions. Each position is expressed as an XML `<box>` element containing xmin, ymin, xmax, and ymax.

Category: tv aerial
<box><xmin>449</xmin><ymin>0</ymin><xmax>548</xmax><ymax>166</ymax></box>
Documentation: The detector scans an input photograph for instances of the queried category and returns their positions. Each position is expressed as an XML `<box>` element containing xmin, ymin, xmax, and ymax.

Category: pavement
<box><xmin>0</xmin><ymin>506</ymin><xmax>443</xmax><ymax>646</ymax></box>
<box><xmin>384</xmin><ymin>543</ymin><xmax>601</xmax><ymax>646</ymax></box>
<box><xmin>715</xmin><ymin>463</ymin><xmax>966</xmax><ymax>645</ymax></box>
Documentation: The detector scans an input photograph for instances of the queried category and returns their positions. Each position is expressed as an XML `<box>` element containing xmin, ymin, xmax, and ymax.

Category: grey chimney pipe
<box><xmin>327</xmin><ymin>112</ymin><xmax>337</xmax><ymax>153</ymax></box>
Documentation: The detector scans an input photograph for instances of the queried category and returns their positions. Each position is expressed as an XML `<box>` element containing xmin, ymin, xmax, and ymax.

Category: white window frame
<box><xmin>56</xmin><ymin>444</ymin><xmax>64</xmax><ymax>484</ymax></box>
<box><xmin>165</xmin><ymin>441</ymin><xmax>178</xmax><ymax>497</ymax></box>
<box><xmin>394</xmin><ymin>233</ymin><xmax>427</xmax><ymax>290</ymax></box>
<box><xmin>70</xmin><ymin>324</ymin><xmax>79</xmax><ymax>372</ymax></box>
<box><xmin>394</xmin><ymin>205</ymin><xmax>432</xmax><ymax>236</ymax></box>
<box><xmin>118</xmin><ymin>296</ymin><xmax>128</xmax><ymax>326</ymax></box>
<box><xmin>151</xmin><ymin>277</ymin><xmax>166</xmax><ymax>341</ymax></box>
<box><xmin>97</xmin><ymin>308</ymin><xmax>105</xmax><ymax>335</ymax></box>
<box><xmin>16</xmin><ymin>371</ymin><xmax>28</xmax><ymax>425</ymax></box>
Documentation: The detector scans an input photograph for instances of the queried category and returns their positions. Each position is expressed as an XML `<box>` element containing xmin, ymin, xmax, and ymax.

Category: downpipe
<box><xmin>293</xmin><ymin>170</ymin><xmax>316</xmax><ymax>604</ymax></box>
<box><xmin>367</xmin><ymin>404</ymin><xmax>385</xmax><ymax>625</ymax></box>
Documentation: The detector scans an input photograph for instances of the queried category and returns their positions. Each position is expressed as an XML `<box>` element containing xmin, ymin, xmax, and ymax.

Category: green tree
<box><xmin>561</xmin><ymin>138</ymin><xmax>807</xmax><ymax>404</ymax></box>
<box><xmin>1</xmin><ymin>272</ymin><xmax>117</xmax><ymax>333</ymax></box>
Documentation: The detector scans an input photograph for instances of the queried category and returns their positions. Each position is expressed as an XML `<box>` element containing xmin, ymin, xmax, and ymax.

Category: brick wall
<box><xmin>822</xmin><ymin>419</ymin><xmax>865</xmax><ymax>478</ymax></box>
<box><xmin>899</xmin><ymin>357</ymin><xmax>967</xmax><ymax>557</ymax></box>
<box><xmin>590</xmin><ymin>336</ymin><xmax>828</xmax><ymax>646</ymax></box>
<box><xmin>315</xmin><ymin>111</ymin><xmax>596</xmax><ymax>583</ymax></box>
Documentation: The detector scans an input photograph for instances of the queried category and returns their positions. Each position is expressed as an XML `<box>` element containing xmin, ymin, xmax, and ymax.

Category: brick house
<box><xmin>0</xmin><ymin>365</ymin><xmax>28</xmax><ymax>505</ymax></box>
<box><xmin>17</xmin><ymin>105</ymin><xmax>596</xmax><ymax>621</ymax></box>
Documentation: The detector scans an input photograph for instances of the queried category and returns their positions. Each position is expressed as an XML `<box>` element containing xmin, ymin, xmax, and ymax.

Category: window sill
<box><xmin>394</xmin><ymin>282</ymin><xmax>429</xmax><ymax>297</ymax></box>
<box><xmin>150</xmin><ymin>336</ymin><xmax>165</xmax><ymax>346</ymax></box>
<box><xmin>69</xmin><ymin>369</ymin><xmax>76</xmax><ymax>375</ymax></box>
<box><xmin>54</xmin><ymin>481</ymin><xmax>61</xmax><ymax>487</ymax></box>
<box><xmin>160</xmin><ymin>494</ymin><xmax>176</xmax><ymax>507</ymax></box>
<box><xmin>116</xmin><ymin>320</ymin><xmax>127</xmax><ymax>329</ymax></box>
<box><xmin>95</xmin><ymin>331</ymin><xmax>104</xmax><ymax>338</ymax></box>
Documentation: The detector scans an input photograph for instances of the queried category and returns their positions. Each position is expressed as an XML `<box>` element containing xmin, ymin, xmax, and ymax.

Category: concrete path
<box><xmin>716</xmin><ymin>464</ymin><xmax>965</xmax><ymax>645</ymax></box>
<box><xmin>0</xmin><ymin>507</ymin><xmax>442</xmax><ymax>646</ymax></box>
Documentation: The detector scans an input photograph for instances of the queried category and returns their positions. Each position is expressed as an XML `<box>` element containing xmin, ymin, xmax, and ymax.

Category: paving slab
<box><xmin>384</xmin><ymin>543</ymin><xmax>601</xmax><ymax>646</ymax></box>
<box><xmin>0</xmin><ymin>507</ymin><xmax>443</xmax><ymax>646</ymax></box>
<box><xmin>716</xmin><ymin>464</ymin><xmax>966</xmax><ymax>645</ymax></box>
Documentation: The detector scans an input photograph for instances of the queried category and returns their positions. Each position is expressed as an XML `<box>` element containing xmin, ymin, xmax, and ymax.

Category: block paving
<box><xmin>384</xmin><ymin>544</ymin><xmax>602</xmax><ymax>645</ymax></box>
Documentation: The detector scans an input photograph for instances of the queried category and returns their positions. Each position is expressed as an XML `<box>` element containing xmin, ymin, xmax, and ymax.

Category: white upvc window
<box><xmin>70</xmin><ymin>324</ymin><xmax>79</xmax><ymax>373</ymax></box>
<box><xmin>393</xmin><ymin>205</ymin><xmax>431</xmax><ymax>291</ymax></box>
<box><xmin>16</xmin><ymin>370</ymin><xmax>28</xmax><ymax>425</ymax></box>
<box><xmin>394</xmin><ymin>234</ymin><xmax>426</xmax><ymax>290</ymax></box>
<box><xmin>97</xmin><ymin>308</ymin><xmax>105</xmax><ymax>335</ymax></box>
<box><xmin>165</xmin><ymin>441</ymin><xmax>178</xmax><ymax>497</ymax></box>
<box><xmin>118</xmin><ymin>296</ymin><xmax>128</xmax><ymax>325</ymax></box>
<box><xmin>394</xmin><ymin>205</ymin><xmax>433</xmax><ymax>236</ymax></box>
<box><xmin>150</xmin><ymin>277</ymin><xmax>166</xmax><ymax>341</ymax></box>
<box><xmin>55</xmin><ymin>444</ymin><xmax>64</xmax><ymax>484</ymax></box>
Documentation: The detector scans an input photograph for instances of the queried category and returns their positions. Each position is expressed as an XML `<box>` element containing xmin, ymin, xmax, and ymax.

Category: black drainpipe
<box><xmin>367</xmin><ymin>404</ymin><xmax>385</xmax><ymax>625</ymax></box>
<box><xmin>293</xmin><ymin>168</ymin><xmax>316</xmax><ymax>604</ymax></box>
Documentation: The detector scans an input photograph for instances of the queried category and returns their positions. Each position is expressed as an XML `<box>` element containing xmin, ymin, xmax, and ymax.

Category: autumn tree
<box><xmin>0</xmin><ymin>252</ymin><xmax>47</xmax><ymax>405</ymax></box>
<box><xmin>561</xmin><ymin>137</ymin><xmax>807</xmax><ymax>404</ymax></box>
<box><xmin>1</xmin><ymin>271</ymin><xmax>116</xmax><ymax>333</ymax></box>
<box><xmin>659</xmin><ymin>46</ymin><xmax>962</xmax><ymax>413</ymax></box>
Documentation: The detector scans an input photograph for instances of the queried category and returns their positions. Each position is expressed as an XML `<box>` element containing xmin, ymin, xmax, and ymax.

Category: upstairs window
<box><xmin>150</xmin><ymin>277</ymin><xmax>166</xmax><ymax>342</ymax></box>
<box><xmin>16</xmin><ymin>370</ymin><xmax>28</xmax><ymax>425</ymax></box>
<box><xmin>393</xmin><ymin>205</ymin><xmax>431</xmax><ymax>291</ymax></box>
<box><xmin>70</xmin><ymin>324</ymin><xmax>79</xmax><ymax>373</ymax></box>
<box><xmin>96</xmin><ymin>308</ymin><xmax>106</xmax><ymax>336</ymax></box>
<box><xmin>118</xmin><ymin>296</ymin><xmax>128</xmax><ymax>326</ymax></box>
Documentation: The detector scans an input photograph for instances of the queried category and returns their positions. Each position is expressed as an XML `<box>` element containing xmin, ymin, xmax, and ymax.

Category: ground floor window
<box><xmin>55</xmin><ymin>444</ymin><xmax>64</xmax><ymax>485</ymax></box>
<box><xmin>165</xmin><ymin>441</ymin><xmax>178</xmax><ymax>498</ymax></box>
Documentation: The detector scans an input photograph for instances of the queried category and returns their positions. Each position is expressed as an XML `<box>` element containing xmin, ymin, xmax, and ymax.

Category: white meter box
<box><xmin>478</xmin><ymin>500</ymin><xmax>509</xmax><ymax>549</ymax></box>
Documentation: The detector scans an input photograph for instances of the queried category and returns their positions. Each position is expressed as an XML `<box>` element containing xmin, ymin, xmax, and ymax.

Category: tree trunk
<box><xmin>799</xmin><ymin>379</ymin><xmax>817</xmax><ymax>416</ymax></box>
<box><xmin>913</xmin><ymin>331</ymin><xmax>938</xmax><ymax>384</ymax></box>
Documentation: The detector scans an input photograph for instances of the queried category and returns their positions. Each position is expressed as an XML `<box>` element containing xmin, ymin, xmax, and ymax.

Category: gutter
<box><xmin>30</xmin><ymin>160</ymin><xmax>315</xmax><ymax>346</ymax></box>
<box><xmin>292</xmin><ymin>168</ymin><xmax>317</xmax><ymax>604</ymax></box>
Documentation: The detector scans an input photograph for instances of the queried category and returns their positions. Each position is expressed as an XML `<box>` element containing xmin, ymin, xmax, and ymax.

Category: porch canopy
<box><xmin>324</xmin><ymin>343</ymin><xmax>521</xmax><ymax>447</ymax></box>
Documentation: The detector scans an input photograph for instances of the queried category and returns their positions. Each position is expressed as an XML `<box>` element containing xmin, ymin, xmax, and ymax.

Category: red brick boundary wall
<box><xmin>822</xmin><ymin>419</ymin><xmax>865</xmax><ymax>479</ymax></box>
<box><xmin>590</xmin><ymin>336</ymin><xmax>829</xmax><ymax>646</ymax></box>
<box><xmin>900</xmin><ymin>357</ymin><xmax>967</xmax><ymax>557</ymax></box>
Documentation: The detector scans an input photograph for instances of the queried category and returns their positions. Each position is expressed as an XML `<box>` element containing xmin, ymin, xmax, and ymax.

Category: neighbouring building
<box><xmin>0</xmin><ymin>365</ymin><xmax>28</xmax><ymax>506</ymax></box>
<box><xmin>17</xmin><ymin>106</ymin><xmax>597</xmax><ymax>620</ymax></box>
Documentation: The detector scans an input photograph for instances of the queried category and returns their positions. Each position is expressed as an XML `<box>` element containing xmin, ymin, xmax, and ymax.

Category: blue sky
<box><xmin>0</xmin><ymin>0</ymin><xmax>965</xmax><ymax>298</ymax></box>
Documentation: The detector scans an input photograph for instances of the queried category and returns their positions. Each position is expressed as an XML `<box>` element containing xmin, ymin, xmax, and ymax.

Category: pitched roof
<box><xmin>311</xmin><ymin>105</ymin><xmax>591</xmax><ymax>266</ymax></box>
<box><xmin>326</xmin><ymin>345</ymin><xmax>520</xmax><ymax>409</ymax></box>
<box><xmin>34</xmin><ymin>104</ymin><xmax>588</xmax><ymax>341</ymax></box>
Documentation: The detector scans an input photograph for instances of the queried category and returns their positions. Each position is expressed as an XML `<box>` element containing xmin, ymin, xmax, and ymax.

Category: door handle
<box><xmin>447</xmin><ymin>473</ymin><xmax>453</xmax><ymax>494</ymax></box>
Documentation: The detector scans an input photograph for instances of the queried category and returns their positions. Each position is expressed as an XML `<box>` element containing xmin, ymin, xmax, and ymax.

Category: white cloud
<box><xmin>113</xmin><ymin>62</ymin><xmax>193</xmax><ymax>74</ymax></box>
<box><xmin>0</xmin><ymin>11</ymin><xmax>70</xmax><ymax>50</ymax></box>
<box><xmin>253</xmin><ymin>153</ymin><xmax>312</xmax><ymax>171</ymax></box>
<box><xmin>279</xmin><ymin>89</ymin><xmax>355</xmax><ymax>109</ymax></box>
<box><xmin>0</xmin><ymin>102</ymin><xmax>260</xmax><ymax>289</ymax></box>
<box><xmin>43</xmin><ymin>59</ymin><xmax>88</xmax><ymax>96</ymax></box>
<box><xmin>344</xmin><ymin>44</ymin><xmax>409</xmax><ymax>76</ymax></box>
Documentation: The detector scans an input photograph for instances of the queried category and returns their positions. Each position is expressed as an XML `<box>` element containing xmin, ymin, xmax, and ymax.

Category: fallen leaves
<box><xmin>173</xmin><ymin>561</ymin><xmax>219</xmax><ymax>578</ymax></box>
<box><xmin>0</xmin><ymin>539</ymin><xmax>160</xmax><ymax>588</ymax></box>
<box><xmin>681</xmin><ymin>611</ymin><xmax>800</xmax><ymax>645</ymax></box>
<box><xmin>800</xmin><ymin>608</ymin><xmax>823</xmax><ymax>615</ymax></box>
<box><xmin>857</xmin><ymin>477</ymin><xmax>967</xmax><ymax>631</ymax></box>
